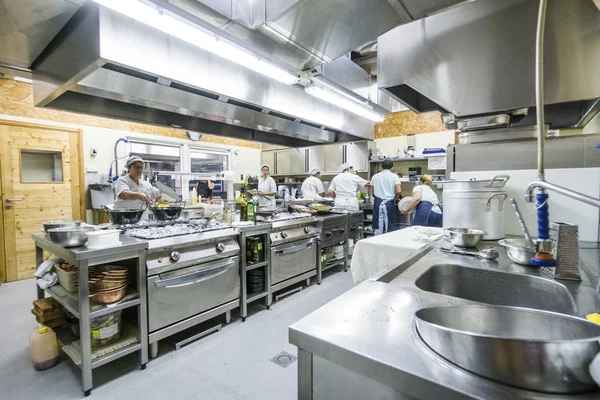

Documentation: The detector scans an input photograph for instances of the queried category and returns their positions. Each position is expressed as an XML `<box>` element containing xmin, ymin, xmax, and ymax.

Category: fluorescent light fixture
<box><xmin>13</xmin><ymin>76</ymin><xmax>33</xmax><ymax>84</ymax></box>
<box><xmin>305</xmin><ymin>85</ymin><xmax>384</xmax><ymax>122</ymax></box>
<box><xmin>93</xmin><ymin>0</ymin><xmax>299</xmax><ymax>85</ymax></box>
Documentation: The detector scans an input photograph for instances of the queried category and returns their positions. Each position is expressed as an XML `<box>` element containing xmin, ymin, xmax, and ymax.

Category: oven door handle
<box><xmin>274</xmin><ymin>240</ymin><xmax>314</xmax><ymax>255</ymax></box>
<box><xmin>154</xmin><ymin>260</ymin><xmax>237</xmax><ymax>288</ymax></box>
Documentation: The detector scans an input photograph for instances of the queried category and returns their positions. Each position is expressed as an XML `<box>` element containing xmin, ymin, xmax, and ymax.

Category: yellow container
<box><xmin>29</xmin><ymin>325</ymin><xmax>59</xmax><ymax>371</ymax></box>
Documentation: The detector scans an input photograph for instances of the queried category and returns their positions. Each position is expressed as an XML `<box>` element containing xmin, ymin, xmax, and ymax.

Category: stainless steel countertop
<box><xmin>289</xmin><ymin>240</ymin><xmax>600</xmax><ymax>399</ymax></box>
<box><xmin>143</xmin><ymin>227</ymin><xmax>239</xmax><ymax>252</ymax></box>
<box><xmin>32</xmin><ymin>233</ymin><xmax>147</xmax><ymax>261</ymax></box>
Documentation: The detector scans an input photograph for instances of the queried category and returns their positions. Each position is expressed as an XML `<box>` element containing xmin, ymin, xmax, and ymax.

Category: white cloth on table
<box><xmin>351</xmin><ymin>226</ymin><xmax>443</xmax><ymax>284</ymax></box>
<box><xmin>36</xmin><ymin>257</ymin><xmax>59</xmax><ymax>289</ymax></box>
<box><xmin>258</xmin><ymin>176</ymin><xmax>277</xmax><ymax>207</ymax></box>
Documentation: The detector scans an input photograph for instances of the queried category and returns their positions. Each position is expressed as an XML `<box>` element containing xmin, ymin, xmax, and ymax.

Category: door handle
<box><xmin>5</xmin><ymin>198</ymin><xmax>23</xmax><ymax>203</ymax></box>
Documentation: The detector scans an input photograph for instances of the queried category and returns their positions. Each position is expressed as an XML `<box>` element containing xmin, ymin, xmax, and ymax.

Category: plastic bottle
<box><xmin>30</xmin><ymin>325</ymin><xmax>59</xmax><ymax>371</ymax></box>
<box><xmin>191</xmin><ymin>187</ymin><xmax>198</xmax><ymax>205</ymax></box>
<box><xmin>247</xmin><ymin>198</ymin><xmax>256</xmax><ymax>223</ymax></box>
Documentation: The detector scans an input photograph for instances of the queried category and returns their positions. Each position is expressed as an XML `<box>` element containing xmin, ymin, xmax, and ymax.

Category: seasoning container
<box><xmin>30</xmin><ymin>325</ymin><xmax>59</xmax><ymax>371</ymax></box>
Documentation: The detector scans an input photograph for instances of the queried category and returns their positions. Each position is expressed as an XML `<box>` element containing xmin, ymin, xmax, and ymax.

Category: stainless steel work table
<box><xmin>33</xmin><ymin>234</ymin><xmax>149</xmax><ymax>397</ymax></box>
<box><xmin>290</xmin><ymin>240</ymin><xmax>600</xmax><ymax>400</ymax></box>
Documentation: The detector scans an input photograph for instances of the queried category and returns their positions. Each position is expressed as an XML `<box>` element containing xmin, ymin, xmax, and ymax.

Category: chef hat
<box><xmin>339</xmin><ymin>163</ymin><xmax>352</xmax><ymax>173</ymax></box>
<box><xmin>126</xmin><ymin>155</ymin><xmax>144</xmax><ymax>167</ymax></box>
<box><xmin>261</xmin><ymin>164</ymin><xmax>270</xmax><ymax>171</ymax></box>
<box><xmin>308</xmin><ymin>167</ymin><xmax>320</xmax><ymax>176</ymax></box>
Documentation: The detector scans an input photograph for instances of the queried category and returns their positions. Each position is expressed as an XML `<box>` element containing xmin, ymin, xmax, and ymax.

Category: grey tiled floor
<box><xmin>0</xmin><ymin>271</ymin><xmax>353</xmax><ymax>399</ymax></box>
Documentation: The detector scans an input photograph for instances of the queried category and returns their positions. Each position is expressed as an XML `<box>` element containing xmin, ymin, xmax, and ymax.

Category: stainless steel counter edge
<box><xmin>32</xmin><ymin>233</ymin><xmax>148</xmax><ymax>261</ymax></box>
<box><xmin>289</xmin><ymin>241</ymin><xmax>600</xmax><ymax>399</ymax></box>
<box><xmin>268</xmin><ymin>217</ymin><xmax>318</xmax><ymax>229</ymax></box>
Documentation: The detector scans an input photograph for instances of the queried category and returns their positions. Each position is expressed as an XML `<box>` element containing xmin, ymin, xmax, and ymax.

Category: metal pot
<box><xmin>149</xmin><ymin>204</ymin><xmax>184</xmax><ymax>221</ymax></box>
<box><xmin>442</xmin><ymin>175</ymin><xmax>509</xmax><ymax>240</ymax></box>
<box><xmin>103</xmin><ymin>205</ymin><xmax>146</xmax><ymax>225</ymax></box>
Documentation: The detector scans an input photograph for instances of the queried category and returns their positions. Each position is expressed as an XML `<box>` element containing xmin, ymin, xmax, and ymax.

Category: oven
<box><xmin>269</xmin><ymin>217</ymin><xmax>319</xmax><ymax>293</ymax></box>
<box><xmin>271</xmin><ymin>238</ymin><xmax>317</xmax><ymax>285</ymax></box>
<box><xmin>147</xmin><ymin>255</ymin><xmax>239</xmax><ymax>332</ymax></box>
<box><xmin>140</xmin><ymin>228</ymin><xmax>240</xmax><ymax>357</ymax></box>
<box><xmin>316</xmin><ymin>214</ymin><xmax>350</xmax><ymax>283</ymax></box>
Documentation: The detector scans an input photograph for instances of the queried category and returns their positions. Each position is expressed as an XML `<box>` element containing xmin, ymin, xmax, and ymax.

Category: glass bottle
<box><xmin>236</xmin><ymin>188</ymin><xmax>248</xmax><ymax>221</ymax></box>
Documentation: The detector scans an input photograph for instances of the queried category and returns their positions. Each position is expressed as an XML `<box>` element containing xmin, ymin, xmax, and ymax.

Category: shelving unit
<box><xmin>237</xmin><ymin>223</ymin><xmax>272</xmax><ymax>322</ymax></box>
<box><xmin>32</xmin><ymin>234</ymin><xmax>148</xmax><ymax>397</ymax></box>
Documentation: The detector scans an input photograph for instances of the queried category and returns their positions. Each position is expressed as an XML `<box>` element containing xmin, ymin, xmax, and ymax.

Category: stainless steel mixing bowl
<box><xmin>43</xmin><ymin>220</ymin><xmax>81</xmax><ymax>232</ymax></box>
<box><xmin>445</xmin><ymin>228</ymin><xmax>487</xmax><ymax>248</ymax></box>
<box><xmin>498</xmin><ymin>238</ymin><xmax>535</xmax><ymax>265</ymax></box>
<box><xmin>415</xmin><ymin>305</ymin><xmax>600</xmax><ymax>393</ymax></box>
<box><xmin>47</xmin><ymin>227</ymin><xmax>93</xmax><ymax>247</ymax></box>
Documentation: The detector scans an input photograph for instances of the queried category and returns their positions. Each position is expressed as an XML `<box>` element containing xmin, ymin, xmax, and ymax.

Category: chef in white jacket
<box><xmin>257</xmin><ymin>164</ymin><xmax>277</xmax><ymax>207</ymax></box>
<box><xmin>301</xmin><ymin>168</ymin><xmax>325</xmax><ymax>200</ymax></box>
<box><xmin>328</xmin><ymin>163</ymin><xmax>370</xmax><ymax>212</ymax></box>
<box><xmin>113</xmin><ymin>156</ymin><xmax>160</xmax><ymax>219</ymax></box>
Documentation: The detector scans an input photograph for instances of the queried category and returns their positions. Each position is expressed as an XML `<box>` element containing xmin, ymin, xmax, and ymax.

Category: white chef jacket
<box><xmin>258</xmin><ymin>176</ymin><xmax>277</xmax><ymax>207</ymax></box>
<box><xmin>301</xmin><ymin>176</ymin><xmax>325</xmax><ymax>200</ymax></box>
<box><xmin>113</xmin><ymin>175</ymin><xmax>159</xmax><ymax>218</ymax></box>
<box><xmin>329</xmin><ymin>172</ymin><xmax>367</xmax><ymax>211</ymax></box>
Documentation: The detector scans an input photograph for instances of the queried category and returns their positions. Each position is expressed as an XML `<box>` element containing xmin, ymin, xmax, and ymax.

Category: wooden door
<box><xmin>0</xmin><ymin>121</ymin><xmax>83</xmax><ymax>282</ymax></box>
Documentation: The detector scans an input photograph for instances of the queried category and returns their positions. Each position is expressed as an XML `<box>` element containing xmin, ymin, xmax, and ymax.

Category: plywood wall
<box><xmin>0</xmin><ymin>78</ymin><xmax>259</xmax><ymax>149</ymax></box>
<box><xmin>375</xmin><ymin>110</ymin><xmax>449</xmax><ymax>138</ymax></box>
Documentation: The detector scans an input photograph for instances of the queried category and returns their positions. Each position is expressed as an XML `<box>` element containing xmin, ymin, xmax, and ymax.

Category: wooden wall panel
<box><xmin>375</xmin><ymin>110</ymin><xmax>448</xmax><ymax>138</ymax></box>
<box><xmin>0</xmin><ymin>78</ymin><xmax>259</xmax><ymax>149</ymax></box>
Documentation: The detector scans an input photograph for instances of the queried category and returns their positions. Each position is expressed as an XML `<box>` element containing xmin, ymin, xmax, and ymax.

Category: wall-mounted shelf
<box><xmin>370</xmin><ymin>157</ymin><xmax>428</xmax><ymax>163</ymax></box>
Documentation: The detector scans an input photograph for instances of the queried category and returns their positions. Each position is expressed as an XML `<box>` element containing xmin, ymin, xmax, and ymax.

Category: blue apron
<box><xmin>372</xmin><ymin>196</ymin><xmax>398</xmax><ymax>232</ymax></box>
<box><xmin>413</xmin><ymin>201</ymin><xmax>443</xmax><ymax>227</ymax></box>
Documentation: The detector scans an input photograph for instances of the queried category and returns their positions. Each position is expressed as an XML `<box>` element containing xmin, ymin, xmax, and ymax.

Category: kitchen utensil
<box><xmin>444</xmin><ymin>228</ymin><xmax>487</xmax><ymax>248</ymax></box>
<box><xmin>498</xmin><ymin>238</ymin><xmax>535</xmax><ymax>265</ymax></box>
<box><xmin>43</xmin><ymin>220</ymin><xmax>81</xmax><ymax>232</ymax></box>
<box><xmin>443</xmin><ymin>175</ymin><xmax>509</xmax><ymax>240</ymax></box>
<box><xmin>509</xmin><ymin>198</ymin><xmax>535</xmax><ymax>251</ymax></box>
<box><xmin>89</xmin><ymin>284</ymin><xmax>128</xmax><ymax>304</ymax></box>
<box><xmin>546</xmin><ymin>222</ymin><xmax>581</xmax><ymax>281</ymax></box>
<box><xmin>439</xmin><ymin>247</ymin><xmax>499</xmax><ymax>260</ymax></box>
<box><xmin>47</xmin><ymin>227</ymin><xmax>94</xmax><ymax>247</ymax></box>
<box><xmin>149</xmin><ymin>203</ymin><xmax>184</xmax><ymax>220</ymax></box>
<box><xmin>415</xmin><ymin>305</ymin><xmax>600</xmax><ymax>393</ymax></box>
<box><xmin>103</xmin><ymin>205</ymin><xmax>146</xmax><ymax>225</ymax></box>
<box><xmin>397</xmin><ymin>197</ymin><xmax>413</xmax><ymax>212</ymax></box>
<box><xmin>155</xmin><ymin>181</ymin><xmax>181</xmax><ymax>201</ymax></box>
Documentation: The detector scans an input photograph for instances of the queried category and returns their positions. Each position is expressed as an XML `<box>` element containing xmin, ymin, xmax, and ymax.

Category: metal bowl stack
<box><xmin>88</xmin><ymin>266</ymin><xmax>128</xmax><ymax>304</ymax></box>
<box><xmin>47</xmin><ymin>227</ymin><xmax>93</xmax><ymax>247</ymax></box>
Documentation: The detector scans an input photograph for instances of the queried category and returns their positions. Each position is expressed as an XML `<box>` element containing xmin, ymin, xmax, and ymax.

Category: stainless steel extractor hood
<box><xmin>31</xmin><ymin>2</ymin><xmax>377</xmax><ymax>147</ymax></box>
<box><xmin>378</xmin><ymin>0</ymin><xmax>600</xmax><ymax>129</ymax></box>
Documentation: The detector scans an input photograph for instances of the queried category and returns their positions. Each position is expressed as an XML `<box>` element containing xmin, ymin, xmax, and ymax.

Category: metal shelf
<box><xmin>247</xmin><ymin>291</ymin><xmax>269</xmax><ymax>303</ymax></box>
<box><xmin>45</xmin><ymin>285</ymin><xmax>141</xmax><ymax>319</ymax></box>
<box><xmin>246</xmin><ymin>261</ymin><xmax>268</xmax><ymax>271</ymax></box>
<box><xmin>370</xmin><ymin>157</ymin><xmax>427</xmax><ymax>163</ymax></box>
<box><xmin>60</xmin><ymin>323</ymin><xmax>141</xmax><ymax>369</ymax></box>
<box><xmin>323</xmin><ymin>258</ymin><xmax>347</xmax><ymax>271</ymax></box>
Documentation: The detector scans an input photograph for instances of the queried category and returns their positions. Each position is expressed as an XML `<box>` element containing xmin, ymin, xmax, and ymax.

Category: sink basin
<box><xmin>415</xmin><ymin>264</ymin><xmax>576</xmax><ymax>314</ymax></box>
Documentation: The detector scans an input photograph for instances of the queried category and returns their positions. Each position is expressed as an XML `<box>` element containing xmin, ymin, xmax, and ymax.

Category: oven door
<box><xmin>148</xmin><ymin>256</ymin><xmax>239</xmax><ymax>332</ymax></box>
<box><xmin>271</xmin><ymin>238</ymin><xmax>317</xmax><ymax>285</ymax></box>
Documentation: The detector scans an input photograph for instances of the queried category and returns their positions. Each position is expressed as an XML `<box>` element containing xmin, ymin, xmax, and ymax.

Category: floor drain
<box><xmin>270</xmin><ymin>351</ymin><xmax>297</xmax><ymax>368</ymax></box>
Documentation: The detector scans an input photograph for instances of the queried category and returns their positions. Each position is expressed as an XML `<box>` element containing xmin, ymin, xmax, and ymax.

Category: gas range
<box><xmin>316</xmin><ymin>214</ymin><xmax>349</xmax><ymax>247</ymax></box>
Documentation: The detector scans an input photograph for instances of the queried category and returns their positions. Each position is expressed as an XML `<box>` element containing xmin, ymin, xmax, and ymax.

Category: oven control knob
<box><xmin>170</xmin><ymin>251</ymin><xmax>181</xmax><ymax>262</ymax></box>
<box><xmin>325</xmin><ymin>231</ymin><xmax>332</xmax><ymax>237</ymax></box>
<box><xmin>281</xmin><ymin>231</ymin><xmax>288</xmax><ymax>239</ymax></box>
<box><xmin>216</xmin><ymin>242</ymin><xmax>226</xmax><ymax>252</ymax></box>
<box><xmin>339</xmin><ymin>228</ymin><xmax>345</xmax><ymax>234</ymax></box>
<box><xmin>304</xmin><ymin>227</ymin><xmax>311</xmax><ymax>234</ymax></box>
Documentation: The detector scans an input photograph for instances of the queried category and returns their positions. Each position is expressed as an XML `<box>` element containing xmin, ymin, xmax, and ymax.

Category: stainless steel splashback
<box><xmin>31</xmin><ymin>3</ymin><xmax>374</xmax><ymax>146</ymax></box>
<box><xmin>378</xmin><ymin>0</ymin><xmax>600</xmax><ymax>127</ymax></box>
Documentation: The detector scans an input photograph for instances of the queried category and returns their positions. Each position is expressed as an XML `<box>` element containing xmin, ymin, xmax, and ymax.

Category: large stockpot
<box><xmin>442</xmin><ymin>175</ymin><xmax>509</xmax><ymax>240</ymax></box>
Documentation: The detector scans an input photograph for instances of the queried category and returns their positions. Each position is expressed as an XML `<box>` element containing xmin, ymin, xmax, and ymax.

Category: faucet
<box><xmin>524</xmin><ymin>181</ymin><xmax>600</xmax><ymax>209</ymax></box>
